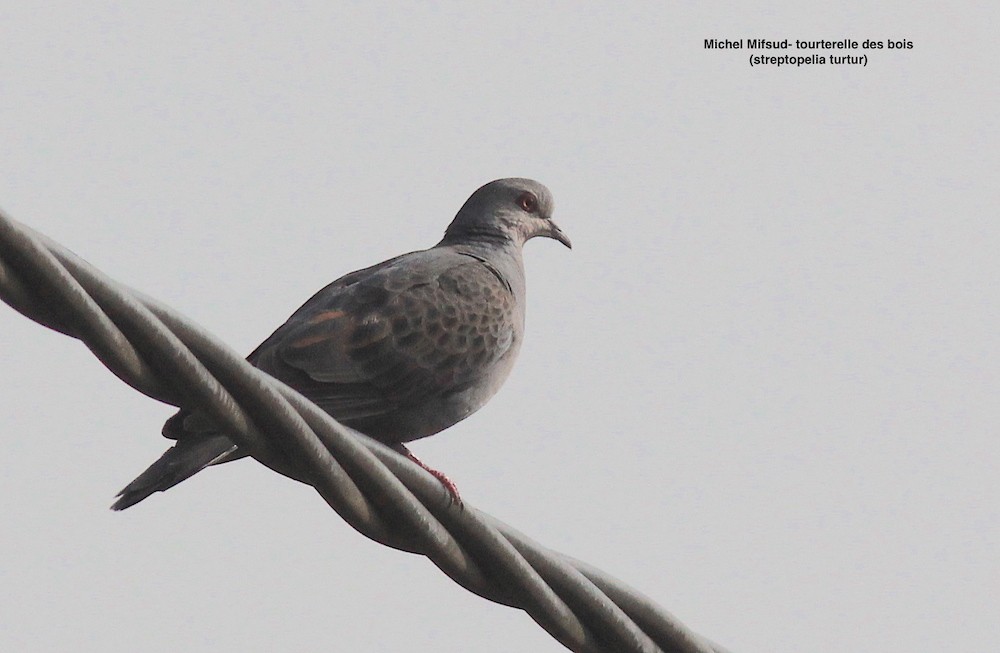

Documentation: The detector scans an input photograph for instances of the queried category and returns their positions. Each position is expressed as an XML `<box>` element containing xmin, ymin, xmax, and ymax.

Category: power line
<box><xmin>0</xmin><ymin>207</ymin><xmax>730</xmax><ymax>653</ymax></box>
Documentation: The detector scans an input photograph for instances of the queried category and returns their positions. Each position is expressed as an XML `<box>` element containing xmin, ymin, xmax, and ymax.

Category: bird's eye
<box><xmin>517</xmin><ymin>192</ymin><xmax>539</xmax><ymax>213</ymax></box>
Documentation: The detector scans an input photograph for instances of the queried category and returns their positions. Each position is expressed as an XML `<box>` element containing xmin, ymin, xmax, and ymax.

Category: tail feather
<box><xmin>111</xmin><ymin>435</ymin><xmax>237</xmax><ymax>510</ymax></box>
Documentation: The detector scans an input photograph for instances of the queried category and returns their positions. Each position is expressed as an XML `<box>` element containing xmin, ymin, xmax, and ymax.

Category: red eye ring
<box><xmin>517</xmin><ymin>192</ymin><xmax>539</xmax><ymax>213</ymax></box>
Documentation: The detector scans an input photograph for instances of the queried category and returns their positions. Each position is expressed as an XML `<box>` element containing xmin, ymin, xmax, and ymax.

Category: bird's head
<box><xmin>443</xmin><ymin>178</ymin><xmax>571</xmax><ymax>249</ymax></box>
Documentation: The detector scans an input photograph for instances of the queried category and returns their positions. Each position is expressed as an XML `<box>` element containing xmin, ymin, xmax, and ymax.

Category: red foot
<box><xmin>399</xmin><ymin>447</ymin><xmax>463</xmax><ymax>507</ymax></box>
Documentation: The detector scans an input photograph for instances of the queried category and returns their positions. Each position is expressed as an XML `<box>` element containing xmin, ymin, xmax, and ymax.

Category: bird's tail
<box><xmin>111</xmin><ymin>434</ymin><xmax>237</xmax><ymax>510</ymax></box>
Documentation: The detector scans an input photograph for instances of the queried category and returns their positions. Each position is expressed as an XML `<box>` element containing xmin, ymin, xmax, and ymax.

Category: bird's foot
<box><xmin>396</xmin><ymin>446</ymin><xmax>463</xmax><ymax>508</ymax></box>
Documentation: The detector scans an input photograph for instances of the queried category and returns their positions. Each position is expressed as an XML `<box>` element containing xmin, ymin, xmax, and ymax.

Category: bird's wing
<box><xmin>246</xmin><ymin>249</ymin><xmax>517</xmax><ymax>423</ymax></box>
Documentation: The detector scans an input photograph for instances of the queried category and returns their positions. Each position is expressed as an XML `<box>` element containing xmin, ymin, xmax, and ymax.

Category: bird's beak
<box><xmin>548</xmin><ymin>221</ymin><xmax>572</xmax><ymax>249</ymax></box>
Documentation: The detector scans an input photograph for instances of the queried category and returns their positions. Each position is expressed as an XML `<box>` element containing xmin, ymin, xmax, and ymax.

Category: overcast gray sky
<box><xmin>1</xmin><ymin>3</ymin><xmax>997</xmax><ymax>652</ymax></box>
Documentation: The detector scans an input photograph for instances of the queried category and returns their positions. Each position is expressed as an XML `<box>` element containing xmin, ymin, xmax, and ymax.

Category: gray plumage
<box><xmin>112</xmin><ymin>178</ymin><xmax>570</xmax><ymax>510</ymax></box>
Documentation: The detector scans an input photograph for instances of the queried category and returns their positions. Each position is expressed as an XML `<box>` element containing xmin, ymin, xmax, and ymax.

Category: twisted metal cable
<box><xmin>0</xmin><ymin>207</ymin><xmax>730</xmax><ymax>653</ymax></box>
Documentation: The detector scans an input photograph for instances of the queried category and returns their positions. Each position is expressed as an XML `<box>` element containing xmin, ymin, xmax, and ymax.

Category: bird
<box><xmin>111</xmin><ymin>178</ymin><xmax>571</xmax><ymax>510</ymax></box>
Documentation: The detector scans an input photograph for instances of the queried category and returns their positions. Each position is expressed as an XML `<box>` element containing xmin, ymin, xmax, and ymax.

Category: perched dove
<box><xmin>112</xmin><ymin>178</ymin><xmax>570</xmax><ymax>510</ymax></box>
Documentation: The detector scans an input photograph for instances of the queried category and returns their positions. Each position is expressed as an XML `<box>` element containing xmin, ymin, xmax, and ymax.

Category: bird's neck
<box><xmin>444</xmin><ymin>238</ymin><xmax>527</xmax><ymax>301</ymax></box>
<box><xmin>439</xmin><ymin>226</ymin><xmax>512</xmax><ymax>247</ymax></box>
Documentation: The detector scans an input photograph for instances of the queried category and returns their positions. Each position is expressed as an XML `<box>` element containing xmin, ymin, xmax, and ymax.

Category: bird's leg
<box><xmin>392</xmin><ymin>444</ymin><xmax>463</xmax><ymax>508</ymax></box>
